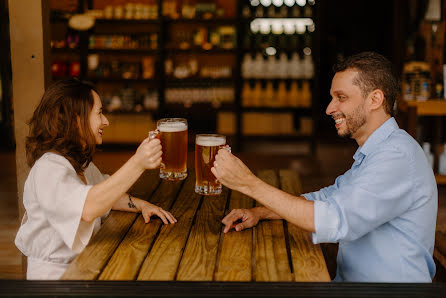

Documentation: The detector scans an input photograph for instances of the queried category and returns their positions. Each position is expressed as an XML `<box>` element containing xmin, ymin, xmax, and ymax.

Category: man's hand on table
<box><xmin>221</xmin><ymin>208</ymin><xmax>260</xmax><ymax>233</ymax></box>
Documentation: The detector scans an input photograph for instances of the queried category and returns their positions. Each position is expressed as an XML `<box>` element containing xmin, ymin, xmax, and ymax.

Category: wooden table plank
<box><xmin>98</xmin><ymin>179</ymin><xmax>184</xmax><ymax>280</ymax></box>
<box><xmin>61</xmin><ymin>211</ymin><xmax>137</xmax><ymax>280</ymax></box>
<box><xmin>176</xmin><ymin>188</ymin><xmax>229</xmax><ymax>281</ymax></box>
<box><xmin>254</xmin><ymin>170</ymin><xmax>292</xmax><ymax>282</ymax></box>
<box><xmin>62</xmin><ymin>170</ymin><xmax>162</xmax><ymax>280</ymax></box>
<box><xmin>214</xmin><ymin>190</ymin><xmax>255</xmax><ymax>281</ymax></box>
<box><xmin>128</xmin><ymin>170</ymin><xmax>161</xmax><ymax>199</ymax></box>
<box><xmin>279</xmin><ymin>169</ymin><xmax>330</xmax><ymax>282</ymax></box>
<box><xmin>136</xmin><ymin>173</ymin><xmax>202</xmax><ymax>280</ymax></box>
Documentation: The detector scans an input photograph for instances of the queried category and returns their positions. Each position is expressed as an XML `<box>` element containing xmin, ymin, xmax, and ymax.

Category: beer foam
<box><xmin>158</xmin><ymin>121</ymin><xmax>187</xmax><ymax>132</ymax></box>
<box><xmin>196</xmin><ymin>135</ymin><xmax>226</xmax><ymax>146</ymax></box>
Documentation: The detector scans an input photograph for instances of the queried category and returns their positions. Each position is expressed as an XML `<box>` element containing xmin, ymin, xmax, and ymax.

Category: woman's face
<box><xmin>89</xmin><ymin>91</ymin><xmax>109</xmax><ymax>144</ymax></box>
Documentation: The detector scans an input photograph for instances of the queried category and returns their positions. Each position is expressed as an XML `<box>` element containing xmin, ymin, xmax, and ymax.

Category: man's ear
<box><xmin>369</xmin><ymin>89</ymin><xmax>385</xmax><ymax>111</ymax></box>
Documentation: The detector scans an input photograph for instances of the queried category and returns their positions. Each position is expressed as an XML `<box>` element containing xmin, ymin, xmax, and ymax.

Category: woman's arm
<box><xmin>81</xmin><ymin>138</ymin><xmax>162</xmax><ymax>222</ymax></box>
<box><xmin>112</xmin><ymin>194</ymin><xmax>176</xmax><ymax>224</ymax></box>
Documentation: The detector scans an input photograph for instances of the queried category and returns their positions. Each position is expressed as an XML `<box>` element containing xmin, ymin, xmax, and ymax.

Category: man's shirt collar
<box><xmin>353</xmin><ymin>117</ymin><xmax>398</xmax><ymax>162</ymax></box>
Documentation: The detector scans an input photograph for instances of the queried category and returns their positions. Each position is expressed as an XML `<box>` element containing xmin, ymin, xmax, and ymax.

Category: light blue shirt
<box><xmin>303</xmin><ymin>117</ymin><xmax>437</xmax><ymax>282</ymax></box>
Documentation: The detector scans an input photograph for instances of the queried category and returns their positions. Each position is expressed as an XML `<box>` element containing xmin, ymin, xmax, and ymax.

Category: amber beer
<box><xmin>150</xmin><ymin>118</ymin><xmax>188</xmax><ymax>180</ymax></box>
<box><xmin>195</xmin><ymin>134</ymin><xmax>226</xmax><ymax>195</ymax></box>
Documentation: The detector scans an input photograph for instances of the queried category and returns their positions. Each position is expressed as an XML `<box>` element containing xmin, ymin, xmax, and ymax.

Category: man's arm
<box><xmin>212</xmin><ymin>149</ymin><xmax>315</xmax><ymax>233</ymax></box>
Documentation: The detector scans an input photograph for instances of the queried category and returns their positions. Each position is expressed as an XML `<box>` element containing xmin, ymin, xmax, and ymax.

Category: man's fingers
<box><xmin>235</xmin><ymin>222</ymin><xmax>245</xmax><ymax>232</ymax></box>
<box><xmin>221</xmin><ymin>209</ymin><xmax>242</xmax><ymax>225</ymax></box>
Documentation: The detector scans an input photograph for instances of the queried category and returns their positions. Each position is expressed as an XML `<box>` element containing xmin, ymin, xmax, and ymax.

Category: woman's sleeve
<box><xmin>33</xmin><ymin>158</ymin><xmax>95</xmax><ymax>252</ymax></box>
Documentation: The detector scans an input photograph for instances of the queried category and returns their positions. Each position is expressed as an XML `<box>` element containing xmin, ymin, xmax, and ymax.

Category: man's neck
<box><xmin>354</xmin><ymin>113</ymin><xmax>391</xmax><ymax>146</ymax></box>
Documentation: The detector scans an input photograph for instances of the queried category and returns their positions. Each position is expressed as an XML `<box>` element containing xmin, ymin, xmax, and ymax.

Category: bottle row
<box><xmin>242</xmin><ymin>52</ymin><xmax>314</xmax><ymax>79</ymax></box>
<box><xmin>86</xmin><ymin>3</ymin><xmax>159</xmax><ymax>20</ymax></box>
<box><xmin>51</xmin><ymin>33</ymin><xmax>80</xmax><ymax>49</ymax></box>
<box><xmin>168</xmin><ymin>26</ymin><xmax>236</xmax><ymax>50</ymax></box>
<box><xmin>51</xmin><ymin>61</ymin><xmax>80</xmax><ymax>78</ymax></box>
<box><xmin>165</xmin><ymin>87</ymin><xmax>234</xmax><ymax>105</ymax></box>
<box><xmin>242</xmin><ymin>80</ymin><xmax>311</xmax><ymax>107</ymax></box>
<box><xmin>101</xmin><ymin>88</ymin><xmax>159</xmax><ymax>113</ymax></box>
<box><xmin>423</xmin><ymin>142</ymin><xmax>446</xmax><ymax>174</ymax></box>
<box><xmin>165</xmin><ymin>57</ymin><xmax>232</xmax><ymax>79</ymax></box>
<box><xmin>243</xmin><ymin>0</ymin><xmax>315</xmax><ymax>18</ymax></box>
<box><xmin>87</xmin><ymin>55</ymin><xmax>156</xmax><ymax>80</ymax></box>
<box><xmin>163</xmin><ymin>0</ymin><xmax>232</xmax><ymax>19</ymax></box>
<box><xmin>88</xmin><ymin>34</ymin><xmax>158</xmax><ymax>50</ymax></box>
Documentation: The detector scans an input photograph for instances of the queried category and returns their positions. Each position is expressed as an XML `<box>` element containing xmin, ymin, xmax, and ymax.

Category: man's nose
<box><xmin>326</xmin><ymin>99</ymin><xmax>336</xmax><ymax>115</ymax></box>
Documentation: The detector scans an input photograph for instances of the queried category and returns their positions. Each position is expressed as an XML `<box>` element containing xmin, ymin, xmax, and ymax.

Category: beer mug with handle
<box><xmin>149</xmin><ymin>118</ymin><xmax>188</xmax><ymax>181</ymax></box>
<box><xmin>194</xmin><ymin>134</ymin><xmax>229</xmax><ymax>195</ymax></box>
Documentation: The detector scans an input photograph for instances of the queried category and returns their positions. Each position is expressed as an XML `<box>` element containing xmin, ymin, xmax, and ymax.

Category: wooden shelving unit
<box><xmin>398</xmin><ymin>99</ymin><xmax>446</xmax><ymax>185</ymax></box>
<box><xmin>49</xmin><ymin>0</ymin><xmax>319</xmax><ymax>151</ymax></box>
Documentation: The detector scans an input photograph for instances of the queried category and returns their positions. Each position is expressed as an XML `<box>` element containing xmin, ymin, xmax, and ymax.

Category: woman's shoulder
<box><xmin>32</xmin><ymin>152</ymin><xmax>75</xmax><ymax>172</ymax></box>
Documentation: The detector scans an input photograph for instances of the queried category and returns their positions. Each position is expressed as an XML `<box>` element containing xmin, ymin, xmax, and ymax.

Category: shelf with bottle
<box><xmin>88</xmin><ymin>33</ymin><xmax>158</xmax><ymax>53</ymax></box>
<box><xmin>242</xmin><ymin>0</ymin><xmax>316</xmax><ymax>19</ymax></box>
<box><xmin>166</xmin><ymin>23</ymin><xmax>237</xmax><ymax>52</ymax></box>
<box><xmin>86</xmin><ymin>53</ymin><xmax>156</xmax><ymax>82</ymax></box>
<box><xmin>100</xmin><ymin>86</ymin><xmax>159</xmax><ymax>114</ymax></box>
<box><xmin>162</xmin><ymin>0</ymin><xmax>237</xmax><ymax>21</ymax></box>
<box><xmin>165</xmin><ymin>85</ymin><xmax>234</xmax><ymax>106</ymax></box>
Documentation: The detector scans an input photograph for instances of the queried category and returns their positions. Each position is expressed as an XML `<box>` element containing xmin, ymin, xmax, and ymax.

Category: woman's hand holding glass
<box><xmin>134</xmin><ymin>137</ymin><xmax>163</xmax><ymax>170</ymax></box>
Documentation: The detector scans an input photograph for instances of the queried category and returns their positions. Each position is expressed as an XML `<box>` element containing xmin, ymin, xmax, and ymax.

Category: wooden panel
<box><xmin>176</xmin><ymin>188</ymin><xmax>229</xmax><ymax>281</ymax></box>
<box><xmin>137</xmin><ymin>173</ymin><xmax>202</xmax><ymax>280</ymax></box>
<box><xmin>407</xmin><ymin>100</ymin><xmax>446</xmax><ymax>116</ymax></box>
<box><xmin>61</xmin><ymin>211</ymin><xmax>138</xmax><ymax>280</ymax></box>
<box><xmin>102</xmin><ymin>114</ymin><xmax>156</xmax><ymax>144</ymax></box>
<box><xmin>98</xmin><ymin>179</ymin><xmax>183</xmax><ymax>280</ymax></box>
<box><xmin>254</xmin><ymin>170</ymin><xmax>292</xmax><ymax>282</ymax></box>
<box><xmin>279</xmin><ymin>169</ymin><xmax>330</xmax><ymax>282</ymax></box>
<box><xmin>214</xmin><ymin>190</ymin><xmax>254</xmax><ymax>281</ymax></box>
<box><xmin>9</xmin><ymin>0</ymin><xmax>50</xmax><ymax>222</ymax></box>
<box><xmin>436</xmin><ymin>175</ymin><xmax>446</xmax><ymax>185</ymax></box>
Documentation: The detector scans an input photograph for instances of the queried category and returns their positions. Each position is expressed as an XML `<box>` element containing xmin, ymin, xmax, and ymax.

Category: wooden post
<box><xmin>8</xmin><ymin>0</ymin><xmax>50</xmax><ymax>278</ymax></box>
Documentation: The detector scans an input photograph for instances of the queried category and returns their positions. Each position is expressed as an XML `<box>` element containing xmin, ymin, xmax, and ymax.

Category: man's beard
<box><xmin>338</xmin><ymin>103</ymin><xmax>367</xmax><ymax>139</ymax></box>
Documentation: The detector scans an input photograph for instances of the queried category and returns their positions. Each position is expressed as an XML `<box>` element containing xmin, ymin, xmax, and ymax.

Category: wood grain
<box><xmin>279</xmin><ymin>169</ymin><xmax>330</xmax><ymax>282</ymax></box>
<box><xmin>214</xmin><ymin>190</ymin><xmax>255</xmax><ymax>281</ymax></box>
<box><xmin>254</xmin><ymin>170</ymin><xmax>292</xmax><ymax>282</ymax></box>
<box><xmin>176</xmin><ymin>187</ymin><xmax>229</xmax><ymax>281</ymax></box>
<box><xmin>61</xmin><ymin>211</ymin><xmax>137</xmax><ymax>280</ymax></box>
<box><xmin>136</xmin><ymin>173</ymin><xmax>202</xmax><ymax>280</ymax></box>
<box><xmin>98</xmin><ymin>179</ymin><xmax>183</xmax><ymax>280</ymax></box>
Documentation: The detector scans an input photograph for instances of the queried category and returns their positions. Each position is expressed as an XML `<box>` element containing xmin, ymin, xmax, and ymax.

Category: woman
<box><xmin>15</xmin><ymin>79</ymin><xmax>176</xmax><ymax>280</ymax></box>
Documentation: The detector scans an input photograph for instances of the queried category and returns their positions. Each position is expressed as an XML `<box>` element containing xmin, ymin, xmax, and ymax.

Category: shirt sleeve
<box><xmin>33</xmin><ymin>157</ymin><xmax>94</xmax><ymax>252</ymax></box>
<box><xmin>311</xmin><ymin>148</ymin><xmax>416</xmax><ymax>244</ymax></box>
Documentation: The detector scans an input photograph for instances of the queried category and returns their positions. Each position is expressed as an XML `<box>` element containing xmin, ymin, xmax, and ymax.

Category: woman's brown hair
<box><xmin>26</xmin><ymin>78</ymin><xmax>98</xmax><ymax>175</ymax></box>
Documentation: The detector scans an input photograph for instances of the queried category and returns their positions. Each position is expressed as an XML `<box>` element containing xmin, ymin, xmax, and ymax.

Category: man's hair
<box><xmin>26</xmin><ymin>78</ymin><xmax>98</xmax><ymax>175</ymax></box>
<box><xmin>333</xmin><ymin>51</ymin><xmax>399</xmax><ymax>116</ymax></box>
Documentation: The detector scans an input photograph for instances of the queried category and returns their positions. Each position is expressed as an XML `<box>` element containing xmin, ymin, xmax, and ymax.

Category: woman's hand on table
<box><xmin>140</xmin><ymin>201</ymin><xmax>177</xmax><ymax>225</ymax></box>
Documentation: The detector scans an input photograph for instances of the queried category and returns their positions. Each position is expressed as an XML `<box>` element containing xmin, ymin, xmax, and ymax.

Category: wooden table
<box><xmin>61</xmin><ymin>169</ymin><xmax>330</xmax><ymax>282</ymax></box>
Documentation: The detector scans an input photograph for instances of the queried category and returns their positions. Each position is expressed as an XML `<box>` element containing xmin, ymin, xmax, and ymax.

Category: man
<box><xmin>211</xmin><ymin>52</ymin><xmax>437</xmax><ymax>282</ymax></box>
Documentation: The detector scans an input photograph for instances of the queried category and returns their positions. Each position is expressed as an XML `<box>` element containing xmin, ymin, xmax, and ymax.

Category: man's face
<box><xmin>326</xmin><ymin>69</ymin><xmax>367</xmax><ymax>140</ymax></box>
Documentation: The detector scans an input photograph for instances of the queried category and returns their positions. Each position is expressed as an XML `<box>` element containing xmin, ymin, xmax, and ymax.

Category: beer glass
<box><xmin>195</xmin><ymin>134</ymin><xmax>226</xmax><ymax>195</ymax></box>
<box><xmin>149</xmin><ymin>118</ymin><xmax>188</xmax><ymax>181</ymax></box>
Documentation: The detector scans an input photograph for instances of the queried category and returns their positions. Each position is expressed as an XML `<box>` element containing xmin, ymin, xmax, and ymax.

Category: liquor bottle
<box><xmin>242</xmin><ymin>81</ymin><xmax>252</xmax><ymax>106</ymax></box>
<box><xmin>242</xmin><ymin>53</ymin><xmax>253</xmax><ymax>78</ymax></box>
<box><xmin>439</xmin><ymin>144</ymin><xmax>446</xmax><ymax>175</ymax></box>
<box><xmin>264</xmin><ymin>81</ymin><xmax>274</xmax><ymax>106</ymax></box>
<box><xmin>288</xmin><ymin>80</ymin><xmax>300</xmax><ymax>107</ymax></box>
<box><xmin>301</xmin><ymin>80</ymin><xmax>311</xmax><ymax>107</ymax></box>
<box><xmin>277</xmin><ymin>81</ymin><xmax>288</xmax><ymax>106</ymax></box>
<box><xmin>423</xmin><ymin>142</ymin><xmax>434</xmax><ymax>169</ymax></box>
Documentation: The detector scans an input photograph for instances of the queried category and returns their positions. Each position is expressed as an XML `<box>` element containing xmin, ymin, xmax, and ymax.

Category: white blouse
<box><xmin>15</xmin><ymin>152</ymin><xmax>110</xmax><ymax>280</ymax></box>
